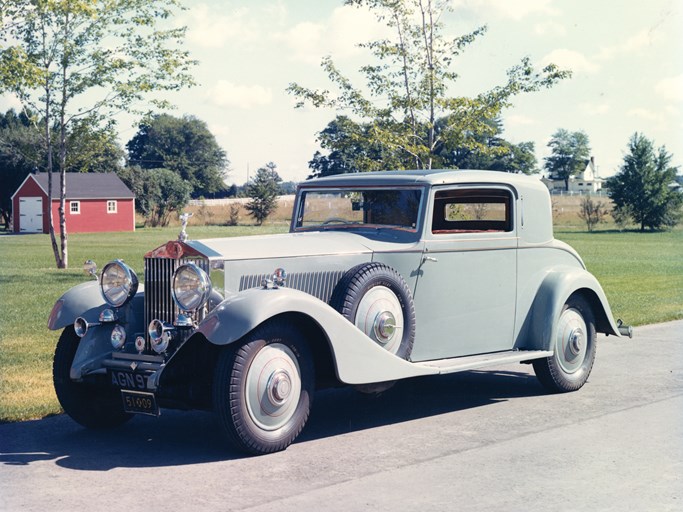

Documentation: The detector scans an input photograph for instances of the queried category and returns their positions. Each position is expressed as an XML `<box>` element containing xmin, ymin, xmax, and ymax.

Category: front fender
<box><xmin>196</xmin><ymin>287</ymin><xmax>436</xmax><ymax>385</ymax></box>
<box><xmin>48</xmin><ymin>281</ymin><xmax>107</xmax><ymax>330</ymax></box>
<box><xmin>517</xmin><ymin>266</ymin><xmax>621</xmax><ymax>351</ymax></box>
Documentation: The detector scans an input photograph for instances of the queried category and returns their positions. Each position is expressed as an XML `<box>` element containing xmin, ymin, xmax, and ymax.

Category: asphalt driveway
<box><xmin>1</xmin><ymin>320</ymin><xmax>681</xmax><ymax>511</ymax></box>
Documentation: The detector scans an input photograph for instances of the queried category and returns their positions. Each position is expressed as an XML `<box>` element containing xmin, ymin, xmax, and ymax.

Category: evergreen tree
<box><xmin>245</xmin><ymin>162</ymin><xmax>282</xmax><ymax>225</ymax></box>
<box><xmin>607</xmin><ymin>133</ymin><xmax>681</xmax><ymax>231</ymax></box>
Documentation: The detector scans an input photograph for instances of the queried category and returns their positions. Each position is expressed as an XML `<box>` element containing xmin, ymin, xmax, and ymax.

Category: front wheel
<box><xmin>53</xmin><ymin>327</ymin><xmax>132</xmax><ymax>429</ymax></box>
<box><xmin>533</xmin><ymin>295</ymin><xmax>597</xmax><ymax>393</ymax></box>
<box><xmin>213</xmin><ymin>320</ymin><xmax>314</xmax><ymax>455</ymax></box>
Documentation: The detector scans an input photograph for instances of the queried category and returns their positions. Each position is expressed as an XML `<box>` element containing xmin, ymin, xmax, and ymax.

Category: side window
<box><xmin>432</xmin><ymin>188</ymin><xmax>513</xmax><ymax>234</ymax></box>
<box><xmin>70</xmin><ymin>201</ymin><xmax>80</xmax><ymax>214</ymax></box>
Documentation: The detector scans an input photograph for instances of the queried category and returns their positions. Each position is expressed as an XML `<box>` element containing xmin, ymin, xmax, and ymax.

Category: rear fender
<box><xmin>196</xmin><ymin>287</ymin><xmax>437</xmax><ymax>385</ymax></box>
<box><xmin>516</xmin><ymin>266</ymin><xmax>621</xmax><ymax>351</ymax></box>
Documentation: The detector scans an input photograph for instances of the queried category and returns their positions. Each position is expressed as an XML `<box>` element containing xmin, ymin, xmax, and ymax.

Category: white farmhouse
<box><xmin>542</xmin><ymin>157</ymin><xmax>605</xmax><ymax>194</ymax></box>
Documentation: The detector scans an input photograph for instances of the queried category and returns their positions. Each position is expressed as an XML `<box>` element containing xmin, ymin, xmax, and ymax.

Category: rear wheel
<box><xmin>533</xmin><ymin>295</ymin><xmax>597</xmax><ymax>393</ymax></box>
<box><xmin>53</xmin><ymin>327</ymin><xmax>132</xmax><ymax>429</ymax></box>
<box><xmin>213</xmin><ymin>320</ymin><xmax>314</xmax><ymax>455</ymax></box>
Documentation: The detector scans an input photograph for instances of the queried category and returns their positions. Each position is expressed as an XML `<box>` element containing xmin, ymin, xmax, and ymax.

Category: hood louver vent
<box><xmin>239</xmin><ymin>270</ymin><xmax>345</xmax><ymax>304</ymax></box>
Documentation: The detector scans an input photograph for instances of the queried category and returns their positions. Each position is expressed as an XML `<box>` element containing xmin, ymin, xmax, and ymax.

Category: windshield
<box><xmin>294</xmin><ymin>188</ymin><xmax>423</xmax><ymax>232</ymax></box>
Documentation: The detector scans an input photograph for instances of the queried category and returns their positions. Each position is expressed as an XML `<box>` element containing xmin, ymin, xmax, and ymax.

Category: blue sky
<box><xmin>2</xmin><ymin>0</ymin><xmax>682</xmax><ymax>184</ymax></box>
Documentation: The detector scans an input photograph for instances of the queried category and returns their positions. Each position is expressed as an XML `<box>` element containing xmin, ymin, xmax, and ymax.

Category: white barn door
<box><xmin>19</xmin><ymin>197</ymin><xmax>43</xmax><ymax>233</ymax></box>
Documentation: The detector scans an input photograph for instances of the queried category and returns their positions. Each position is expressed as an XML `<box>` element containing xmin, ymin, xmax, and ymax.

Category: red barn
<box><xmin>11</xmin><ymin>173</ymin><xmax>135</xmax><ymax>234</ymax></box>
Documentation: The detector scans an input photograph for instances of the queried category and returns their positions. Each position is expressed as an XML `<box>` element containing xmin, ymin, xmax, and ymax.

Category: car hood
<box><xmin>185</xmin><ymin>231</ymin><xmax>384</xmax><ymax>261</ymax></box>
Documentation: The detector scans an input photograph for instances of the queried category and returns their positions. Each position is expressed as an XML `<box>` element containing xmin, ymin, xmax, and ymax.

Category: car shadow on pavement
<box><xmin>300</xmin><ymin>368</ymin><xmax>543</xmax><ymax>442</ymax></box>
<box><xmin>0</xmin><ymin>368</ymin><xmax>543</xmax><ymax>471</ymax></box>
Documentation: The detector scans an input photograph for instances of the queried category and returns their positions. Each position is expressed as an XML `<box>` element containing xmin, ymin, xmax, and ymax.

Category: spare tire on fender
<box><xmin>329</xmin><ymin>262</ymin><xmax>415</xmax><ymax>361</ymax></box>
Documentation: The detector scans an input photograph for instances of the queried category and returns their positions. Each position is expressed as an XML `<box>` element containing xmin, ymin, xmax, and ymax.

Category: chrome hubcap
<box><xmin>266</xmin><ymin>369</ymin><xmax>292</xmax><ymax>406</ymax></box>
<box><xmin>555</xmin><ymin>308</ymin><xmax>588</xmax><ymax>374</ymax></box>
<box><xmin>374</xmin><ymin>311</ymin><xmax>397</xmax><ymax>344</ymax></box>
<box><xmin>355</xmin><ymin>285</ymin><xmax>404</xmax><ymax>354</ymax></box>
<box><xmin>569</xmin><ymin>328</ymin><xmax>584</xmax><ymax>355</ymax></box>
<box><xmin>245</xmin><ymin>343</ymin><xmax>301</xmax><ymax>431</ymax></box>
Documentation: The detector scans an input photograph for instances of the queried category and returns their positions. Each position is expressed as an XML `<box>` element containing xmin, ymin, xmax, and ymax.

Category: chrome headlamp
<box><xmin>172</xmin><ymin>263</ymin><xmax>211</xmax><ymax>312</ymax></box>
<box><xmin>100</xmin><ymin>260</ymin><xmax>138</xmax><ymax>307</ymax></box>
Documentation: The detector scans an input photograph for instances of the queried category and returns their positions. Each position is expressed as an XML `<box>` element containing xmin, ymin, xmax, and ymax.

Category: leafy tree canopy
<box><xmin>0</xmin><ymin>109</ymin><xmax>124</xmax><ymax>229</ymax></box>
<box><xmin>117</xmin><ymin>165</ymin><xmax>191</xmax><ymax>227</ymax></box>
<box><xmin>288</xmin><ymin>0</ymin><xmax>569</xmax><ymax>171</ymax></box>
<box><xmin>543</xmin><ymin>128</ymin><xmax>591</xmax><ymax>190</ymax></box>
<box><xmin>607</xmin><ymin>133</ymin><xmax>682</xmax><ymax>231</ymax></box>
<box><xmin>0</xmin><ymin>109</ymin><xmax>40</xmax><ymax>229</ymax></box>
<box><xmin>308</xmin><ymin>115</ymin><xmax>537</xmax><ymax>179</ymax></box>
<box><xmin>0</xmin><ymin>0</ymin><xmax>196</xmax><ymax>267</ymax></box>
<box><xmin>127</xmin><ymin>114</ymin><xmax>229</xmax><ymax>198</ymax></box>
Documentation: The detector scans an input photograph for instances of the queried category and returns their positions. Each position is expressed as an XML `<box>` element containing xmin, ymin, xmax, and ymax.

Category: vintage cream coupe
<box><xmin>48</xmin><ymin>170</ymin><xmax>632</xmax><ymax>454</ymax></box>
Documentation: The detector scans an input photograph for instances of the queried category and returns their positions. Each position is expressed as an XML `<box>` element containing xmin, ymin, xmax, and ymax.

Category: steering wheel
<box><xmin>321</xmin><ymin>217</ymin><xmax>352</xmax><ymax>225</ymax></box>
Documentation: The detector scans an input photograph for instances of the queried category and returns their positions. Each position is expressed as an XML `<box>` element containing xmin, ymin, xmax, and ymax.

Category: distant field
<box><xmin>0</xmin><ymin>201</ymin><xmax>681</xmax><ymax>422</ymax></box>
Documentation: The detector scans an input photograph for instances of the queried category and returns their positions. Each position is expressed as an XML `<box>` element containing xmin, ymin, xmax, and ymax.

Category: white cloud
<box><xmin>534</xmin><ymin>21</ymin><xmax>566</xmax><ymax>36</ymax></box>
<box><xmin>206</xmin><ymin>81</ymin><xmax>273</xmax><ymax>109</ymax></box>
<box><xmin>0</xmin><ymin>94</ymin><xmax>23</xmax><ymax>111</ymax></box>
<box><xmin>627</xmin><ymin>108</ymin><xmax>661</xmax><ymax>122</ymax></box>
<box><xmin>596</xmin><ymin>28</ymin><xmax>662</xmax><ymax>61</ymax></box>
<box><xmin>208</xmin><ymin>123</ymin><xmax>231</xmax><ymax>139</ymax></box>
<box><xmin>183</xmin><ymin>4</ymin><xmax>257</xmax><ymax>48</ymax></box>
<box><xmin>580</xmin><ymin>102</ymin><xmax>610</xmax><ymax>116</ymax></box>
<box><xmin>655</xmin><ymin>74</ymin><xmax>683</xmax><ymax>102</ymax></box>
<box><xmin>455</xmin><ymin>0</ymin><xmax>560</xmax><ymax>20</ymax></box>
<box><xmin>505</xmin><ymin>114</ymin><xmax>535</xmax><ymax>127</ymax></box>
<box><xmin>540</xmin><ymin>49</ymin><xmax>600</xmax><ymax>74</ymax></box>
<box><xmin>274</xmin><ymin>5</ymin><xmax>391</xmax><ymax>64</ymax></box>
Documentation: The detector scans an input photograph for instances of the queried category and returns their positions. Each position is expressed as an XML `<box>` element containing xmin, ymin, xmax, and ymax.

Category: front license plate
<box><xmin>121</xmin><ymin>390</ymin><xmax>159</xmax><ymax>416</ymax></box>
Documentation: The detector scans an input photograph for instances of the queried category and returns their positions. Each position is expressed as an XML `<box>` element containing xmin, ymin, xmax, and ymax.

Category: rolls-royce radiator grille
<box><xmin>144</xmin><ymin>257</ymin><xmax>209</xmax><ymax>339</ymax></box>
<box><xmin>239</xmin><ymin>270</ymin><xmax>345</xmax><ymax>303</ymax></box>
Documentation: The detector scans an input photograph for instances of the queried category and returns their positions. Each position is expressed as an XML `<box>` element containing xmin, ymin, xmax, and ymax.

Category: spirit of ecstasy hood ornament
<box><xmin>178</xmin><ymin>212</ymin><xmax>193</xmax><ymax>242</ymax></box>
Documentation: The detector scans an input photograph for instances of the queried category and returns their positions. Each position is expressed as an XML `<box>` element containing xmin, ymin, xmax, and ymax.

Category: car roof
<box><xmin>298</xmin><ymin>169</ymin><xmax>545</xmax><ymax>191</ymax></box>
<box><xmin>298</xmin><ymin>170</ymin><xmax>555</xmax><ymax>244</ymax></box>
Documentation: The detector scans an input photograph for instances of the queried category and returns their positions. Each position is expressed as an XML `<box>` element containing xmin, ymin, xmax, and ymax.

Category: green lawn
<box><xmin>556</xmin><ymin>230</ymin><xmax>683</xmax><ymax>326</ymax></box>
<box><xmin>0</xmin><ymin>225</ymin><xmax>681</xmax><ymax>422</ymax></box>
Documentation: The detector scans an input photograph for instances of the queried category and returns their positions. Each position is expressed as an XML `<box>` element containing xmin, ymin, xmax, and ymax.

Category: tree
<box><xmin>577</xmin><ymin>196</ymin><xmax>608</xmax><ymax>232</ymax></box>
<box><xmin>434</xmin><ymin>117</ymin><xmax>538</xmax><ymax>173</ymax></box>
<box><xmin>0</xmin><ymin>109</ymin><xmax>123</xmax><ymax>229</ymax></box>
<box><xmin>288</xmin><ymin>0</ymin><xmax>569</xmax><ymax>171</ymax></box>
<box><xmin>0</xmin><ymin>0</ymin><xmax>196</xmax><ymax>268</ymax></box>
<box><xmin>307</xmin><ymin>116</ymin><xmax>394</xmax><ymax>178</ymax></box>
<box><xmin>309</xmin><ymin>114</ymin><xmax>538</xmax><ymax>178</ymax></box>
<box><xmin>607</xmin><ymin>133</ymin><xmax>682</xmax><ymax>231</ymax></box>
<box><xmin>0</xmin><ymin>109</ymin><xmax>41</xmax><ymax>229</ymax></box>
<box><xmin>116</xmin><ymin>165</ymin><xmax>190</xmax><ymax>227</ymax></box>
<box><xmin>126</xmin><ymin>114</ymin><xmax>228</xmax><ymax>198</ymax></box>
<box><xmin>543</xmin><ymin>129</ymin><xmax>591</xmax><ymax>190</ymax></box>
<box><xmin>245</xmin><ymin>162</ymin><xmax>282</xmax><ymax>225</ymax></box>
<box><xmin>65</xmin><ymin>120</ymin><xmax>124</xmax><ymax>174</ymax></box>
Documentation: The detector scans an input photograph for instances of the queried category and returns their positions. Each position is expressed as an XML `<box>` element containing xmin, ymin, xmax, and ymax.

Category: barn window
<box><xmin>70</xmin><ymin>201</ymin><xmax>80</xmax><ymax>214</ymax></box>
<box><xmin>107</xmin><ymin>200</ymin><xmax>117</xmax><ymax>213</ymax></box>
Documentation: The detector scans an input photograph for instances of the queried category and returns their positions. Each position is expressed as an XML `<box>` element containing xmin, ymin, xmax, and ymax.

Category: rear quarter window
<box><xmin>432</xmin><ymin>188</ymin><xmax>513</xmax><ymax>234</ymax></box>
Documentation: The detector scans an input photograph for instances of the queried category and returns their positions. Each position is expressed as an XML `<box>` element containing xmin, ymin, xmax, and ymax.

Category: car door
<box><xmin>411</xmin><ymin>185</ymin><xmax>518</xmax><ymax>361</ymax></box>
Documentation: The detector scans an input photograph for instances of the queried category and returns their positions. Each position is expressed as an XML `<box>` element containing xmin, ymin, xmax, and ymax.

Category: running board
<box><xmin>415</xmin><ymin>350</ymin><xmax>553</xmax><ymax>375</ymax></box>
